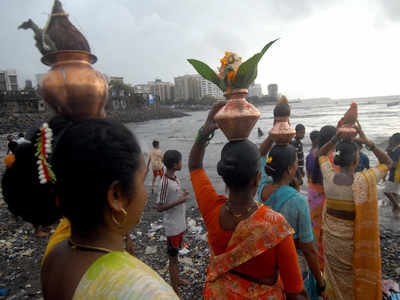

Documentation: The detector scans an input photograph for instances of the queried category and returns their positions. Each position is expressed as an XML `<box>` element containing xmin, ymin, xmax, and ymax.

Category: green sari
<box><xmin>73</xmin><ymin>252</ymin><xmax>178</xmax><ymax>299</ymax></box>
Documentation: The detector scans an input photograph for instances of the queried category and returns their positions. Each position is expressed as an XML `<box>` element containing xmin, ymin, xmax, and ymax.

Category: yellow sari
<box><xmin>42</xmin><ymin>218</ymin><xmax>178</xmax><ymax>299</ymax></box>
<box><xmin>352</xmin><ymin>164</ymin><xmax>388</xmax><ymax>299</ymax></box>
<box><xmin>320</xmin><ymin>156</ymin><xmax>387</xmax><ymax>299</ymax></box>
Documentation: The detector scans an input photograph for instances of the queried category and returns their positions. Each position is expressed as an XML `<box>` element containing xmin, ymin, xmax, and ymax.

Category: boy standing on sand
<box><xmin>146</xmin><ymin>140</ymin><xmax>164</xmax><ymax>193</ymax></box>
<box><xmin>156</xmin><ymin>150</ymin><xmax>189</xmax><ymax>297</ymax></box>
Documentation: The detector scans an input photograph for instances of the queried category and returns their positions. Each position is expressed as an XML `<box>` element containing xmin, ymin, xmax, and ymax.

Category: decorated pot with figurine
<box><xmin>19</xmin><ymin>0</ymin><xmax>108</xmax><ymax>119</ymax></box>
<box><xmin>188</xmin><ymin>40</ymin><xmax>278</xmax><ymax>141</ymax></box>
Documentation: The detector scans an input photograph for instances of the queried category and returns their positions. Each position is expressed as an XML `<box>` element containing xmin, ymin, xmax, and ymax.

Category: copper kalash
<box><xmin>19</xmin><ymin>0</ymin><xmax>108</xmax><ymax>119</ymax></box>
<box><xmin>269</xmin><ymin>95</ymin><xmax>296</xmax><ymax>145</ymax></box>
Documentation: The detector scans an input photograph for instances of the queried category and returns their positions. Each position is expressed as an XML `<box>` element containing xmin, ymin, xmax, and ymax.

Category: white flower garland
<box><xmin>35</xmin><ymin>123</ymin><xmax>56</xmax><ymax>184</ymax></box>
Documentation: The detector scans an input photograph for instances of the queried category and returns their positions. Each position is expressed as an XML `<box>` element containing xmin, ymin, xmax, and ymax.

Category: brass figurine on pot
<box><xmin>18</xmin><ymin>0</ymin><xmax>108</xmax><ymax>119</ymax></box>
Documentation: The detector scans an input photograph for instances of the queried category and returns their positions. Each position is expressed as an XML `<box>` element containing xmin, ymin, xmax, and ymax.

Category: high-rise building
<box><xmin>147</xmin><ymin>79</ymin><xmax>174</xmax><ymax>103</ymax></box>
<box><xmin>0</xmin><ymin>70</ymin><xmax>18</xmax><ymax>91</ymax></box>
<box><xmin>268</xmin><ymin>83</ymin><xmax>278</xmax><ymax>98</ymax></box>
<box><xmin>133</xmin><ymin>84</ymin><xmax>151</xmax><ymax>94</ymax></box>
<box><xmin>198</xmin><ymin>75</ymin><xmax>223</xmax><ymax>99</ymax></box>
<box><xmin>174</xmin><ymin>74</ymin><xmax>200</xmax><ymax>101</ymax></box>
<box><xmin>174</xmin><ymin>74</ymin><xmax>223</xmax><ymax>101</ymax></box>
<box><xmin>248</xmin><ymin>83</ymin><xmax>262</xmax><ymax>97</ymax></box>
<box><xmin>35</xmin><ymin>73</ymin><xmax>46</xmax><ymax>88</ymax></box>
<box><xmin>24</xmin><ymin>80</ymin><xmax>33</xmax><ymax>90</ymax></box>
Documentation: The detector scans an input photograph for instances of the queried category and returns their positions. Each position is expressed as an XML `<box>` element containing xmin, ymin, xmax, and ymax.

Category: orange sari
<box><xmin>204</xmin><ymin>205</ymin><xmax>294</xmax><ymax>300</ymax></box>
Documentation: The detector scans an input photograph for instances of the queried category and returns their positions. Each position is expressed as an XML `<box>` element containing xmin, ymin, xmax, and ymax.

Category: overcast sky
<box><xmin>1</xmin><ymin>0</ymin><xmax>400</xmax><ymax>99</ymax></box>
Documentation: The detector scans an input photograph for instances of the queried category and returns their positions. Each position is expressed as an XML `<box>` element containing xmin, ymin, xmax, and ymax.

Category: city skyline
<box><xmin>1</xmin><ymin>0</ymin><xmax>400</xmax><ymax>99</ymax></box>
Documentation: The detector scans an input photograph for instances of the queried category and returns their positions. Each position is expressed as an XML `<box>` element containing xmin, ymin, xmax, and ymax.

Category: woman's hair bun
<box><xmin>217</xmin><ymin>140</ymin><xmax>259</xmax><ymax>188</ymax></box>
<box><xmin>333</xmin><ymin>141</ymin><xmax>357</xmax><ymax>167</ymax></box>
<box><xmin>217</xmin><ymin>159</ymin><xmax>236</xmax><ymax>177</ymax></box>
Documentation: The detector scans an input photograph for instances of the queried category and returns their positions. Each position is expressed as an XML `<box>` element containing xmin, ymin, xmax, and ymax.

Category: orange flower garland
<box><xmin>218</xmin><ymin>51</ymin><xmax>242</xmax><ymax>92</ymax></box>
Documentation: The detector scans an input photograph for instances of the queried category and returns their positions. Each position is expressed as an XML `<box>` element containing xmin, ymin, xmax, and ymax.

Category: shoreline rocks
<box><xmin>0</xmin><ymin>106</ymin><xmax>189</xmax><ymax>136</ymax></box>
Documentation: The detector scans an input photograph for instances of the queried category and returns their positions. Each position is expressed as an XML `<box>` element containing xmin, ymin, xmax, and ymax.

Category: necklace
<box><xmin>68</xmin><ymin>239</ymin><xmax>113</xmax><ymax>254</ymax></box>
<box><xmin>225</xmin><ymin>201</ymin><xmax>258</xmax><ymax>219</ymax></box>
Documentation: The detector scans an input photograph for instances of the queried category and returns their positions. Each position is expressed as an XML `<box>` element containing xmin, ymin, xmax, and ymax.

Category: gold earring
<box><xmin>121</xmin><ymin>208</ymin><xmax>127</xmax><ymax>216</ymax></box>
<box><xmin>111</xmin><ymin>211</ymin><xmax>121</xmax><ymax>227</ymax></box>
<box><xmin>111</xmin><ymin>208</ymin><xmax>128</xmax><ymax>227</ymax></box>
<box><xmin>120</xmin><ymin>208</ymin><xmax>127</xmax><ymax>226</ymax></box>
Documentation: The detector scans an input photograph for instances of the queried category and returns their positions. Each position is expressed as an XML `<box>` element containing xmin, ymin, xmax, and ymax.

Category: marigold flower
<box><xmin>188</xmin><ymin>39</ymin><xmax>277</xmax><ymax>92</ymax></box>
<box><xmin>220</xmin><ymin>57</ymin><xmax>228</xmax><ymax>65</ymax></box>
<box><xmin>227</xmin><ymin>70</ymin><xmax>236</xmax><ymax>83</ymax></box>
<box><xmin>227</xmin><ymin>54</ymin><xmax>235</xmax><ymax>64</ymax></box>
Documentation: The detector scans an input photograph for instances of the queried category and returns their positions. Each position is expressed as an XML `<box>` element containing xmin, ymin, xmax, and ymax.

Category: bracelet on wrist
<box><xmin>366</xmin><ymin>142</ymin><xmax>376</xmax><ymax>151</ymax></box>
<box><xmin>195</xmin><ymin>126</ymin><xmax>215</xmax><ymax>146</ymax></box>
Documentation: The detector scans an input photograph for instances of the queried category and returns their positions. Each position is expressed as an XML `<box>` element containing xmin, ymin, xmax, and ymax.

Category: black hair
<box><xmin>265</xmin><ymin>144</ymin><xmax>297</xmax><ymax>182</ymax></box>
<box><xmin>163</xmin><ymin>150</ymin><xmax>182</xmax><ymax>169</ymax></box>
<box><xmin>318</xmin><ymin>125</ymin><xmax>336</xmax><ymax>148</ymax></box>
<box><xmin>311</xmin><ymin>125</ymin><xmax>336</xmax><ymax>184</ymax></box>
<box><xmin>54</xmin><ymin>118</ymin><xmax>142</xmax><ymax>233</ymax></box>
<box><xmin>18</xmin><ymin>133</ymin><xmax>24</xmax><ymax>138</ymax></box>
<box><xmin>390</xmin><ymin>133</ymin><xmax>400</xmax><ymax>146</ymax></box>
<box><xmin>310</xmin><ymin>130</ymin><xmax>320</xmax><ymax>143</ymax></box>
<box><xmin>273</xmin><ymin>101</ymin><xmax>290</xmax><ymax>118</ymax></box>
<box><xmin>8</xmin><ymin>141</ymin><xmax>18</xmax><ymax>153</ymax></box>
<box><xmin>1</xmin><ymin>117</ymin><xmax>142</xmax><ymax>232</ymax></box>
<box><xmin>217</xmin><ymin>140</ymin><xmax>260</xmax><ymax>188</ymax></box>
<box><xmin>333</xmin><ymin>141</ymin><xmax>358</xmax><ymax>167</ymax></box>
<box><xmin>152</xmin><ymin>140</ymin><xmax>159</xmax><ymax>148</ymax></box>
<box><xmin>1</xmin><ymin>116</ymin><xmax>71</xmax><ymax>226</ymax></box>
<box><xmin>295</xmin><ymin>124</ymin><xmax>305</xmax><ymax>131</ymax></box>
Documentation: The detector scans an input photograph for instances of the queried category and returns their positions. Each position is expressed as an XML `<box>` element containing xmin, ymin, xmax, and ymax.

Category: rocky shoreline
<box><xmin>0</xmin><ymin>106</ymin><xmax>189</xmax><ymax>136</ymax></box>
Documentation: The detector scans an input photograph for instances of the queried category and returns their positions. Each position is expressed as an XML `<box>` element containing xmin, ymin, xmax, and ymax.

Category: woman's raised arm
<box><xmin>189</xmin><ymin>101</ymin><xmax>226</xmax><ymax>171</ymax></box>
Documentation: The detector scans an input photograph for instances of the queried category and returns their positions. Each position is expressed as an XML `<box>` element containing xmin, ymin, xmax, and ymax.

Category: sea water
<box><xmin>126</xmin><ymin>96</ymin><xmax>400</xmax><ymax>231</ymax></box>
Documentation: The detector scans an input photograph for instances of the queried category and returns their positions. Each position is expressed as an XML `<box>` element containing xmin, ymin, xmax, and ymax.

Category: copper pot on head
<box><xmin>40</xmin><ymin>50</ymin><xmax>108</xmax><ymax>119</ymax></box>
<box><xmin>269</xmin><ymin>120</ymin><xmax>296</xmax><ymax>144</ymax></box>
<box><xmin>269</xmin><ymin>96</ymin><xmax>295</xmax><ymax>144</ymax></box>
<box><xmin>214</xmin><ymin>89</ymin><xmax>260</xmax><ymax>141</ymax></box>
